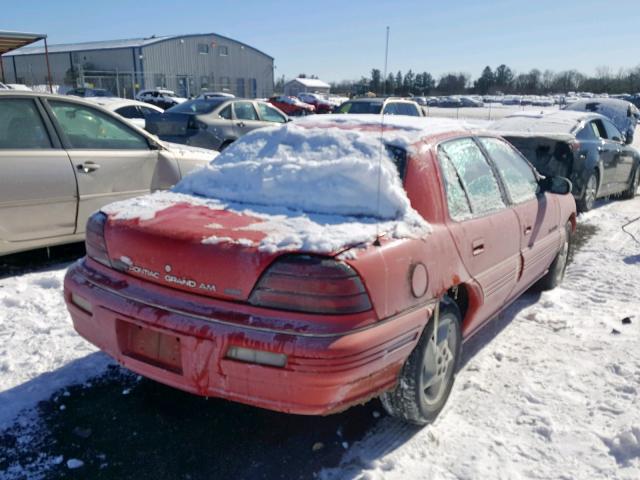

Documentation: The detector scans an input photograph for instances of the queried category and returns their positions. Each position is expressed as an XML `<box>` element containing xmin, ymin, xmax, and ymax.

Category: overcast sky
<box><xmin>3</xmin><ymin>0</ymin><xmax>638</xmax><ymax>82</ymax></box>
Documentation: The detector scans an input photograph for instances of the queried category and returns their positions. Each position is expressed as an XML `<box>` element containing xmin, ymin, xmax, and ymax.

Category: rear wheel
<box><xmin>577</xmin><ymin>171</ymin><xmax>598</xmax><ymax>212</ymax></box>
<box><xmin>380</xmin><ymin>298</ymin><xmax>461</xmax><ymax>425</ymax></box>
<box><xmin>621</xmin><ymin>167</ymin><xmax>639</xmax><ymax>200</ymax></box>
<box><xmin>537</xmin><ymin>222</ymin><xmax>572</xmax><ymax>291</ymax></box>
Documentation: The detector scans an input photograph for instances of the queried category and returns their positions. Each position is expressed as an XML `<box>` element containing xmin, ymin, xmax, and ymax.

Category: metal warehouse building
<box><xmin>0</xmin><ymin>33</ymin><xmax>274</xmax><ymax>98</ymax></box>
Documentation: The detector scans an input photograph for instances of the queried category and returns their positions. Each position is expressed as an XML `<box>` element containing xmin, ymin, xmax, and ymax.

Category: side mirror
<box><xmin>540</xmin><ymin>176</ymin><xmax>572</xmax><ymax>195</ymax></box>
<box><xmin>624</xmin><ymin>131</ymin><xmax>634</xmax><ymax>145</ymax></box>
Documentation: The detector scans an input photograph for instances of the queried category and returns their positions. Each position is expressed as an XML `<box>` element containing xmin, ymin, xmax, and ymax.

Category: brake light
<box><xmin>248</xmin><ymin>255</ymin><xmax>372</xmax><ymax>314</ymax></box>
<box><xmin>85</xmin><ymin>212</ymin><xmax>111</xmax><ymax>267</ymax></box>
<box><xmin>569</xmin><ymin>140</ymin><xmax>581</xmax><ymax>153</ymax></box>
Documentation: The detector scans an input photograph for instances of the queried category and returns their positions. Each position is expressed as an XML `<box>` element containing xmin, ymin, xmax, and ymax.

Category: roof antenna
<box><xmin>374</xmin><ymin>26</ymin><xmax>390</xmax><ymax>247</ymax></box>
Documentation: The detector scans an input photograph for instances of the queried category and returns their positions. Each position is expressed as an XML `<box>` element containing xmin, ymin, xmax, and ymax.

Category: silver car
<box><xmin>146</xmin><ymin>98</ymin><xmax>289</xmax><ymax>151</ymax></box>
<box><xmin>0</xmin><ymin>91</ymin><xmax>215</xmax><ymax>256</ymax></box>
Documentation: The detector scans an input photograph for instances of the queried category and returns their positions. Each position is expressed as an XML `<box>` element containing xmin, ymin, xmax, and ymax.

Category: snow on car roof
<box><xmin>490</xmin><ymin>110</ymin><xmax>597</xmax><ymax>136</ymax></box>
<box><xmin>103</xmin><ymin>115</ymin><xmax>482</xmax><ymax>254</ymax></box>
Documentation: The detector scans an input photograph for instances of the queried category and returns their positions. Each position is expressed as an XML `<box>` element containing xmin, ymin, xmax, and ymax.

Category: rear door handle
<box><xmin>472</xmin><ymin>239</ymin><xmax>485</xmax><ymax>256</ymax></box>
<box><xmin>77</xmin><ymin>162</ymin><xmax>101</xmax><ymax>173</ymax></box>
<box><xmin>236</xmin><ymin>121</ymin><xmax>245</xmax><ymax>127</ymax></box>
<box><xmin>524</xmin><ymin>226</ymin><xmax>532</xmax><ymax>235</ymax></box>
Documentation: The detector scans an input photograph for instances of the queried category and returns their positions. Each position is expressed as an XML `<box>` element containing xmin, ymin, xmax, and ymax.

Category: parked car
<box><xmin>459</xmin><ymin>96</ymin><xmax>484</xmax><ymax>108</ymax></box>
<box><xmin>491</xmin><ymin>110</ymin><xmax>640</xmax><ymax>211</ymax></box>
<box><xmin>66</xmin><ymin>87</ymin><xmax>114</xmax><ymax>98</ymax></box>
<box><xmin>564</xmin><ymin>98</ymin><xmax>640</xmax><ymax>144</ymax></box>
<box><xmin>86</xmin><ymin>97</ymin><xmax>164</xmax><ymax>129</ymax></box>
<box><xmin>435</xmin><ymin>96</ymin><xmax>463</xmax><ymax>108</ymax></box>
<box><xmin>146</xmin><ymin>97</ymin><xmax>289</xmax><ymax>151</ymax></box>
<box><xmin>0</xmin><ymin>91</ymin><xmax>215</xmax><ymax>256</ymax></box>
<box><xmin>64</xmin><ymin>115</ymin><xmax>575</xmax><ymax>425</ymax></box>
<box><xmin>297</xmin><ymin>92</ymin><xmax>333</xmax><ymax>113</ymax></box>
<box><xmin>335</xmin><ymin>97</ymin><xmax>424</xmax><ymax>116</ymax></box>
<box><xmin>197</xmin><ymin>91</ymin><xmax>235</xmax><ymax>100</ymax></box>
<box><xmin>136</xmin><ymin>88</ymin><xmax>187</xmax><ymax>110</ymax></box>
<box><xmin>267</xmin><ymin>95</ymin><xmax>315</xmax><ymax>116</ymax></box>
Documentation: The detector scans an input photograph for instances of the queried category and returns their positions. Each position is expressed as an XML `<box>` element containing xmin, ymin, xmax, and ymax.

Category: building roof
<box><xmin>4</xmin><ymin>33</ymin><xmax>273</xmax><ymax>60</ymax></box>
<box><xmin>0</xmin><ymin>30</ymin><xmax>47</xmax><ymax>56</ymax></box>
<box><xmin>287</xmin><ymin>78</ymin><xmax>330</xmax><ymax>89</ymax></box>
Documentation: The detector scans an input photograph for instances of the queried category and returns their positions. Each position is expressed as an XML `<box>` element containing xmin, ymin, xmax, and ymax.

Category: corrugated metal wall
<box><xmin>3</xmin><ymin>34</ymin><xmax>274</xmax><ymax>98</ymax></box>
<box><xmin>141</xmin><ymin>34</ymin><xmax>274</xmax><ymax>98</ymax></box>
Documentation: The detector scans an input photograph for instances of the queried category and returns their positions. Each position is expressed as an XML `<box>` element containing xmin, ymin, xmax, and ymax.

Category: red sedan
<box><xmin>64</xmin><ymin>116</ymin><xmax>576</xmax><ymax>425</ymax></box>
<box><xmin>267</xmin><ymin>95</ymin><xmax>315</xmax><ymax>116</ymax></box>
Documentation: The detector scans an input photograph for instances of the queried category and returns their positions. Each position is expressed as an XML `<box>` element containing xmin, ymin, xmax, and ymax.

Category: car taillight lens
<box><xmin>569</xmin><ymin>140</ymin><xmax>581</xmax><ymax>153</ymax></box>
<box><xmin>249</xmin><ymin>255</ymin><xmax>372</xmax><ymax>314</ymax></box>
<box><xmin>85</xmin><ymin>212</ymin><xmax>111</xmax><ymax>267</ymax></box>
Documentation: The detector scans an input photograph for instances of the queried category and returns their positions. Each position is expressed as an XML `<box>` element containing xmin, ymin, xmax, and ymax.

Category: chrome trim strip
<box><xmin>83</xmin><ymin>276</ymin><xmax>437</xmax><ymax>339</ymax></box>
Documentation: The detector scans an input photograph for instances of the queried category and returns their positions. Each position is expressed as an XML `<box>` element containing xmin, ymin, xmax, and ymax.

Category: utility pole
<box><xmin>382</xmin><ymin>26</ymin><xmax>390</xmax><ymax>96</ymax></box>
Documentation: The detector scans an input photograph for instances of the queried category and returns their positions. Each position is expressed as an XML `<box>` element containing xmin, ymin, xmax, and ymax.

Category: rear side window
<box><xmin>602</xmin><ymin>119</ymin><xmax>623</xmax><ymax>141</ymax></box>
<box><xmin>256</xmin><ymin>103</ymin><xmax>286</xmax><ymax>123</ymax></box>
<box><xmin>234</xmin><ymin>101</ymin><xmax>259</xmax><ymax>121</ymax></box>
<box><xmin>439</xmin><ymin>138</ymin><xmax>505</xmax><ymax>218</ymax></box>
<box><xmin>49</xmin><ymin>100</ymin><xmax>149</xmax><ymax>150</ymax></box>
<box><xmin>0</xmin><ymin>98</ymin><xmax>52</xmax><ymax>149</ymax></box>
<box><xmin>576</xmin><ymin>124</ymin><xmax>597</xmax><ymax>141</ymax></box>
<box><xmin>438</xmin><ymin>150</ymin><xmax>473</xmax><ymax>221</ymax></box>
<box><xmin>479</xmin><ymin>137</ymin><xmax>539</xmax><ymax>203</ymax></box>
<box><xmin>115</xmin><ymin>105</ymin><xmax>143</xmax><ymax>119</ymax></box>
<box><xmin>383</xmin><ymin>102</ymin><xmax>420</xmax><ymax>116</ymax></box>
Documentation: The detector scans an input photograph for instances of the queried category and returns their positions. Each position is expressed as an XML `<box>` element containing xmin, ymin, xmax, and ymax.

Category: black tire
<box><xmin>621</xmin><ymin>167</ymin><xmax>639</xmax><ymax>200</ymax></box>
<box><xmin>537</xmin><ymin>222</ymin><xmax>572</xmax><ymax>291</ymax></box>
<box><xmin>577</xmin><ymin>171</ymin><xmax>598</xmax><ymax>212</ymax></box>
<box><xmin>380</xmin><ymin>298</ymin><xmax>462</xmax><ymax>425</ymax></box>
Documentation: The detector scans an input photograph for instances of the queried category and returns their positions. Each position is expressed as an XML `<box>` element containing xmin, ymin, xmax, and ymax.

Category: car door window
<box><xmin>233</xmin><ymin>101</ymin><xmax>259</xmax><ymax>121</ymax></box>
<box><xmin>218</xmin><ymin>105</ymin><xmax>232</xmax><ymax>119</ymax></box>
<box><xmin>49</xmin><ymin>100</ymin><xmax>150</xmax><ymax>150</ymax></box>
<box><xmin>439</xmin><ymin>138</ymin><xmax>506</xmax><ymax>216</ymax></box>
<box><xmin>479</xmin><ymin>137</ymin><xmax>539</xmax><ymax>203</ymax></box>
<box><xmin>602</xmin><ymin>119</ymin><xmax>623</xmax><ymax>142</ymax></box>
<box><xmin>256</xmin><ymin>103</ymin><xmax>286</xmax><ymax>123</ymax></box>
<box><xmin>0</xmin><ymin>98</ymin><xmax>52</xmax><ymax>149</ymax></box>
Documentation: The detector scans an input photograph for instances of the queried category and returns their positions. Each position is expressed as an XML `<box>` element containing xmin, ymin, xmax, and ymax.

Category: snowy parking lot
<box><xmin>1</xmin><ymin>191</ymin><xmax>639</xmax><ymax>479</ymax></box>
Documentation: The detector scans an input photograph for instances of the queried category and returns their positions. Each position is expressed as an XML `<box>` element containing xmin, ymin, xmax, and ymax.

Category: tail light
<box><xmin>249</xmin><ymin>255</ymin><xmax>372</xmax><ymax>314</ymax></box>
<box><xmin>85</xmin><ymin>212</ymin><xmax>111</xmax><ymax>267</ymax></box>
<box><xmin>568</xmin><ymin>140</ymin><xmax>581</xmax><ymax>153</ymax></box>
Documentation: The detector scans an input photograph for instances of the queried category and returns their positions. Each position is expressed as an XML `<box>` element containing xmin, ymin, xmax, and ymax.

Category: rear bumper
<box><xmin>64</xmin><ymin>259</ymin><xmax>432</xmax><ymax>415</ymax></box>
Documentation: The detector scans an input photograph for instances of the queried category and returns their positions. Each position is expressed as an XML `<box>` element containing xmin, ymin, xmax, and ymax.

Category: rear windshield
<box><xmin>338</xmin><ymin>101</ymin><xmax>383</xmax><ymax>114</ymax></box>
<box><xmin>167</xmin><ymin>99</ymin><xmax>226</xmax><ymax>114</ymax></box>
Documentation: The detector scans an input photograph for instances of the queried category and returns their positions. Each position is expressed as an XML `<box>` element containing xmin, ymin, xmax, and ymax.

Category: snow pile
<box><xmin>490</xmin><ymin>110</ymin><xmax>590</xmax><ymax>136</ymax></box>
<box><xmin>0</xmin><ymin>265</ymin><xmax>111</xmax><ymax>429</ymax></box>
<box><xmin>174</xmin><ymin>118</ymin><xmax>413</xmax><ymax>219</ymax></box>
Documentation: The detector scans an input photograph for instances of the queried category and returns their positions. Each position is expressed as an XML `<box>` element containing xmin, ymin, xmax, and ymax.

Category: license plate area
<box><xmin>116</xmin><ymin>319</ymin><xmax>183</xmax><ymax>374</ymax></box>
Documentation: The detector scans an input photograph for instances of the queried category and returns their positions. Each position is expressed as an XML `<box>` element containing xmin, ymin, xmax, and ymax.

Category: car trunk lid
<box><xmin>102</xmin><ymin>202</ymin><xmax>339</xmax><ymax>302</ymax></box>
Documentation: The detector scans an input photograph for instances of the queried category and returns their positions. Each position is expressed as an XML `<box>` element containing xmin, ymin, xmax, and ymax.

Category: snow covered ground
<box><xmin>321</xmin><ymin>197</ymin><xmax>640</xmax><ymax>480</ymax></box>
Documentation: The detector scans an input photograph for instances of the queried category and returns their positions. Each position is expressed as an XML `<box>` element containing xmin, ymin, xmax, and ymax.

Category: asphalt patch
<box><xmin>1</xmin><ymin>365</ymin><xmax>384</xmax><ymax>480</ymax></box>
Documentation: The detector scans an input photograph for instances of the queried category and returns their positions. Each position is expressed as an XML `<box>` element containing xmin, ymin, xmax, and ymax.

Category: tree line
<box><xmin>323</xmin><ymin>64</ymin><xmax>640</xmax><ymax>97</ymax></box>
